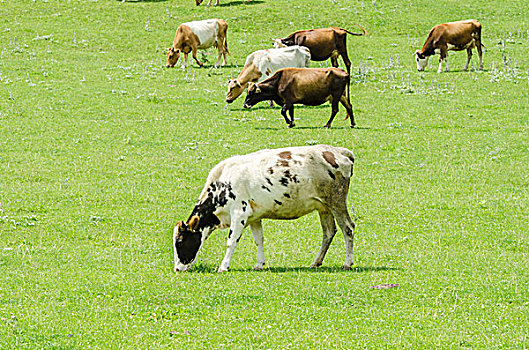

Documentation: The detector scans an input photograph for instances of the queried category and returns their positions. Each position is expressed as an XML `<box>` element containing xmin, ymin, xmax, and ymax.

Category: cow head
<box><xmin>243</xmin><ymin>82</ymin><xmax>263</xmax><ymax>109</ymax></box>
<box><xmin>226</xmin><ymin>79</ymin><xmax>247</xmax><ymax>103</ymax></box>
<box><xmin>195</xmin><ymin>0</ymin><xmax>203</xmax><ymax>5</ymax></box>
<box><xmin>414</xmin><ymin>50</ymin><xmax>429</xmax><ymax>71</ymax></box>
<box><xmin>272</xmin><ymin>38</ymin><xmax>287</xmax><ymax>48</ymax></box>
<box><xmin>173</xmin><ymin>216</ymin><xmax>205</xmax><ymax>271</ymax></box>
<box><xmin>166</xmin><ymin>47</ymin><xmax>180</xmax><ymax>68</ymax></box>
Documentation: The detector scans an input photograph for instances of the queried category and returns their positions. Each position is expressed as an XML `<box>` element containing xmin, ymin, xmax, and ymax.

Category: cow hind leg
<box><xmin>311</xmin><ymin>210</ymin><xmax>337</xmax><ymax>268</ymax></box>
<box><xmin>250</xmin><ymin>221</ymin><xmax>266</xmax><ymax>270</ymax></box>
<box><xmin>477</xmin><ymin>42</ymin><xmax>483</xmax><ymax>70</ymax></box>
<box><xmin>339</xmin><ymin>94</ymin><xmax>355</xmax><ymax>128</ymax></box>
<box><xmin>324</xmin><ymin>99</ymin><xmax>340</xmax><ymax>128</ymax></box>
<box><xmin>214</xmin><ymin>48</ymin><xmax>223</xmax><ymax>68</ymax></box>
<box><xmin>330</xmin><ymin>206</ymin><xmax>355</xmax><ymax>270</ymax></box>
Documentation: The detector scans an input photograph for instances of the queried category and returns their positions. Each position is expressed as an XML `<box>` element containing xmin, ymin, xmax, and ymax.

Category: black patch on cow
<box><xmin>274</xmin><ymin>200</ymin><xmax>282</xmax><ymax>205</ymax></box>
<box><xmin>241</xmin><ymin>201</ymin><xmax>248</xmax><ymax>212</ymax></box>
<box><xmin>279</xmin><ymin>177</ymin><xmax>289</xmax><ymax>187</ymax></box>
<box><xmin>261</xmin><ymin>185</ymin><xmax>271</xmax><ymax>192</ymax></box>
<box><xmin>228</xmin><ymin>229</ymin><xmax>233</xmax><ymax>239</ymax></box>
<box><xmin>236</xmin><ymin>236</ymin><xmax>242</xmax><ymax>243</ymax></box>
<box><xmin>240</xmin><ymin>220</ymin><xmax>245</xmax><ymax>226</ymax></box>
<box><xmin>268</xmin><ymin>167</ymin><xmax>274</xmax><ymax>175</ymax></box>
<box><xmin>266</xmin><ymin>178</ymin><xmax>273</xmax><ymax>187</ymax></box>
<box><xmin>283</xmin><ymin>193</ymin><xmax>291</xmax><ymax>198</ymax></box>
<box><xmin>328</xmin><ymin>170</ymin><xmax>336</xmax><ymax>180</ymax></box>
<box><xmin>283</xmin><ymin>170</ymin><xmax>299</xmax><ymax>184</ymax></box>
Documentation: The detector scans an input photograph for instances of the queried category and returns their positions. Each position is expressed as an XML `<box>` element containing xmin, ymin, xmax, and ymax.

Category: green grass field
<box><xmin>1</xmin><ymin>0</ymin><xmax>528</xmax><ymax>347</ymax></box>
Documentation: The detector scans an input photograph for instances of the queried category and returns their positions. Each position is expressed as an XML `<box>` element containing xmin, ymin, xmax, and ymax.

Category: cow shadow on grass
<box><xmin>230</xmin><ymin>105</ymin><xmax>330</xmax><ymax>112</ymax></box>
<box><xmin>189</xmin><ymin>264</ymin><xmax>400</xmax><ymax>274</ymax></box>
<box><xmin>218</xmin><ymin>0</ymin><xmax>265</xmax><ymax>6</ymax></box>
<box><xmin>122</xmin><ymin>0</ymin><xmax>168</xmax><ymax>3</ymax></box>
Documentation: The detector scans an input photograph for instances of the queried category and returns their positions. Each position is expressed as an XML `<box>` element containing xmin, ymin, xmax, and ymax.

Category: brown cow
<box><xmin>243</xmin><ymin>67</ymin><xmax>355</xmax><ymax>128</ymax></box>
<box><xmin>415</xmin><ymin>20</ymin><xmax>484</xmax><ymax>73</ymax></box>
<box><xmin>273</xmin><ymin>27</ymin><xmax>367</xmax><ymax>76</ymax></box>
<box><xmin>166</xmin><ymin>19</ymin><xmax>229</xmax><ymax>68</ymax></box>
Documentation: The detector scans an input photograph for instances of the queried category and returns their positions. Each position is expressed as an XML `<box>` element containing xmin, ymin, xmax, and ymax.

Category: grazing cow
<box><xmin>414</xmin><ymin>20</ymin><xmax>484</xmax><ymax>73</ymax></box>
<box><xmin>166</xmin><ymin>19</ymin><xmax>229</xmax><ymax>68</ymax></box>
<box><xmin>196</xmin><ymin>0</ymin><xmax>250</xmax><ymax>5</ymax></box>
<box><xmin>173</xmin><ymin>145</ymin><xmax>356</xmax><ymax>273</ymax></box>
<box><xmin>243</xmin><ymin>67</ymin><xmax>355</xmax><ymax>128</ymax></box>
<box><xmin>226</xmin><ymin>46</ymin><xmax>311</xmax><ymax>104</ymax></box>
<box><xmin>273</xmin><ymin>27</ymin><xmax>367</xmax><ymax>77</ymax></box>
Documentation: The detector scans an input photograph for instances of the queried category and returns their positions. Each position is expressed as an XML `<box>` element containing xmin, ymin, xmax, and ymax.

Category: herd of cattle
<box><xmin>168</xmin><ymin>16</ymin><xmax>485</xmax><ymax>272</ymax></box>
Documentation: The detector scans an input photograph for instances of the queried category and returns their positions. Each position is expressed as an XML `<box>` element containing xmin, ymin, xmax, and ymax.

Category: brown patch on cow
<box><xmin>322</xmin><ymin>151</ymin><xmax>339</xmax><ymax>168</ymax></box>
<box><xmin>267</xmin><ymin>167</ymin><xmax>274</xmax><ymax>174</ymax></box>
<box><xmin>249</xmin><ymin>200</ymin><xmax>258</xmax><ymax>211</ymax></box>
<box><xmin>265</xmin><ymin>68</ymin><xmax>272</xmax><ymax>76</ymax></box>
<box><xmin>277</xmin><ymin>160</ymin><xmax>289</xmax><ymax>167</ymax></box>
<box><xmin>278</xmin><ymin>151</ymin><xmax>292</xmax><ymax>160</ymax></box>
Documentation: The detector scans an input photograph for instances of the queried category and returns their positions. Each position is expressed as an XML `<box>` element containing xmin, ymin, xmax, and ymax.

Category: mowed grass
<box><xmin>1</xmin><ymin>0</ymin><xmax>528</xmax><ymax>347</ymax></box>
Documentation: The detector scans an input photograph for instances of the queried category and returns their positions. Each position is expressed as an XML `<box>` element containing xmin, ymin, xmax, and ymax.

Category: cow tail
<box><xmin>346</xmin><ymin>73</ymin><xmax>351</xmax><ymax>104</ymax></box>
<box><xmin>343</xmin><ymin>25</ymin><xmax>367</xmax><ymax>36</ymax></box>
<box><xmin>223</xmin><ymin>34</ymin><xmax>230</xmax><ymax>56</ymax></box>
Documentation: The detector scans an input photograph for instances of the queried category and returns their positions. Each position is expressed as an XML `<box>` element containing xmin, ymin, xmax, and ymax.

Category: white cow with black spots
<box><xmin>173</xmin><ymin>144</ymin><xmax>356</xmax><ymax>273</ymax></box>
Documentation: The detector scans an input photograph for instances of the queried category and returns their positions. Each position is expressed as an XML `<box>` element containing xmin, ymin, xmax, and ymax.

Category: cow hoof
<box><xmin>310</xmin><ymin>263</ymin><xmax>322</xmax><ymax>268</ymax></box>
<box><xmin>288</xmin><ymin>124</ymin><xmax>295</xmax><ymax>128</ymax></box>
<box><xmin>324</xmin><ymin>124</ymin><xmax>331</xmax><ymax>128</ymax></box>
<box><xmin>350</xmin><ymin>124</ymin><xmax>356</xmax><ymax>129</ymax></box>
<box><xmin>217</xmin><ymin>267</ymin><xmax>229</xmax><ymax>273</ymax></box>
<box><xmin>341</xmin><ymin>265</ymin><xmax>352</xmax><ymax>270</ymax></box>
<box><xmin>254</xmin><ymin>265</ymin><xmax>264</xmax><ymax>271</ymax></box>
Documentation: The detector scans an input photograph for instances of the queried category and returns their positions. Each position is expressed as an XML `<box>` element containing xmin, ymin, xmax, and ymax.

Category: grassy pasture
<box><xmin>1</xmin><ymin>0</ymin><xmax>528</xmax><ymax>347</ymax></box>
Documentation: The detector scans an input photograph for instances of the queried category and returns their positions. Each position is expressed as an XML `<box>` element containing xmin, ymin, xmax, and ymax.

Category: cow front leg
<box><xmin>438</xmin><ymin>50</ymin><xmax>447</xmax><ymax>73</ymax></box>
<box><xmin>183</xmin><ymin>53</ymin><xmax>189</xmax><ymax>68</ymax></box>
<box><xmin>281</xmin><ymin>104</ymin><xmax>294</xmax><ymax>128</ymax></box>
<box><xmin>464</xmin><ymin>48</ymin><xmax>472</xmax><ymax>71</ymax></box>
<box><xmin>218</xmin><ymin>217</ymin><xmax>246</xmax><ymax>272</ymax></box>
<box><xmin>191</xmin><ymin>48</ymin><xmax>203</xmax><ymax>67</ymax></box>
<box><xmin>250</xmin><ymin>221</ymin><xmax>266</xmax><ymax>270</ymax></box>
<box><xmin>311</xmin><ymin>210</ymin><xmax>337</xmax><ymax>268</ymax></box>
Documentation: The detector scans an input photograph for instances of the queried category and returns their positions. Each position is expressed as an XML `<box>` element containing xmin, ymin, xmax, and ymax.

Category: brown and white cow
<box><xmin>173</xmin><ymin>145</ymin><xmax>356</xmax><ymax>273</ymax></box>
<box><xmin>226</xmin><ymin>46</ymin><xmax>311</xmax><ymax>104</ymax></box>
<box><xmin>243</xmin><ymin>67</ymin><xmax>355</xmax><ymax>128</ymax></box>
<box><xmin>414</xmin><ymin>20</ymin><xmax>484</xmax><ymax>73</ymax></box>
<box><xmin>196</xmin><ymin>0</ymin><xmax>250</xmax><ymax>6</ymax></box>
<box><xmin>273</xmin><ymin>27</ymin><xmax>367</xmax><ymax>77</ymax></box>
<box><xmin>166</xmin><ymin>19</ymin><xmax>229</xmax><ymax>68</ymax></box>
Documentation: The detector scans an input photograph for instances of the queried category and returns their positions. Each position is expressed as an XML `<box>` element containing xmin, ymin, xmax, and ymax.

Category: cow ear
<box><xmin>188</xmin><ymin>215</ymin><xmax>200</xmax><ymax>231</ymax></box>
<box><xmin>235</xmin><ymin>80</ymin><xmax>241</xmax><ymax>88</ymax></box>
<box><xmin>176</xmin><ymin>221</ymin><xmax>186</xmax><ymax>233</ymax></box>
